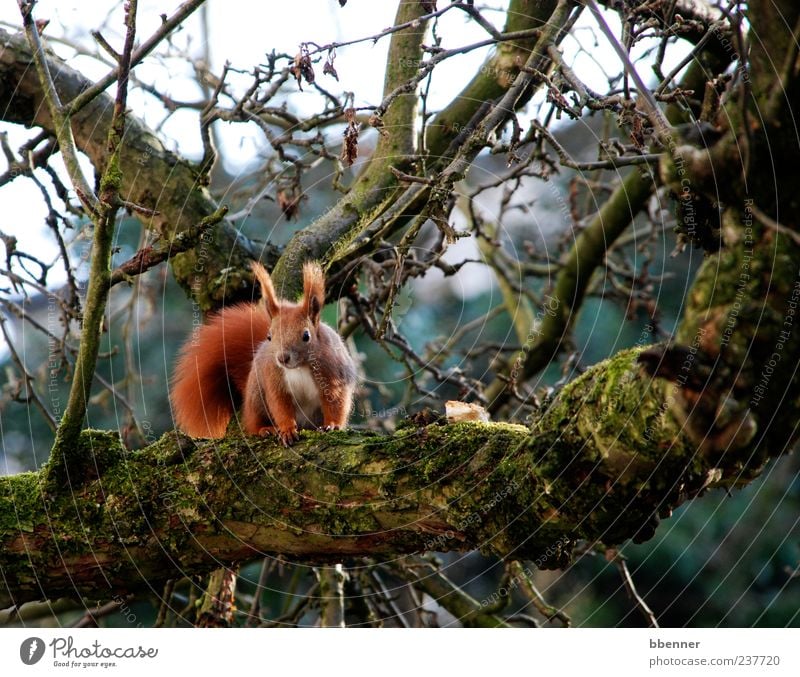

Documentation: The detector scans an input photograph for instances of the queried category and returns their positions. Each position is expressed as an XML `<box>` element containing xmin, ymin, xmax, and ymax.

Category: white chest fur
<box><xmin>281</xmin><ymin>366</ymin><xmax>321</xmax><ymax>425</ymax></box>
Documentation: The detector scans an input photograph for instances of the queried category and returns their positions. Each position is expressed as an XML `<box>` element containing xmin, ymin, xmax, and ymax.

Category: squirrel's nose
<box><xmin>278</xmin><ymin>352</ymin><xmax>291</xmax><ymax>366</ymax></box>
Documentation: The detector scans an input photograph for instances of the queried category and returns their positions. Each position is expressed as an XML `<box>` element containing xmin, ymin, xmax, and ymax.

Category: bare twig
<box><xmin>606</xmin><ymin>549</ymin><xmax>659</xmax><ymax>628</ymax></box>
<box><xmin>18</xmin><ymin>0</ymin><xmax>98</xmax><ymax>214</ymax></box>
<box><xmin>583</xmin><ymin>0</ymin><xmax>674</xmax><ymax>144</ymax></box>
<box><xmin>154</xmin><ymin>579</ymin><xmax>175</xmax><ymax>628</ymax></box>
<box><xmin>389</xmin><ymin>557</ymin><xmax>510</xmax><ymax>628</ymax></box>
<box><xmin>65</xmin><ymin>0</ymin><xmax>208</xmax><ymax>116</ymax></box>
<box><xmin>110</xmin><ymin>206</ymin><xmax>228</xmax><ymax>286</ymax></box>
<box><xmin>47</xmin><ymin>0</ymin><xmax>138</xmax><ymax>474</ymax></box>
<box><xmin>70</xmin><ymin>596</ymin><xmax>131</xmax><ymax>628</ymax></box>
<box><xmin>317</xmin><ymin>565</ymin><xmax>347</xmax><ymax>628</ymax></box>
<box><xmin>510</xmin><ymin>561</ymin><xmax>572</xmax><ymax>626</ymax></box>
<box><xmin>749</xmin><ymin>203</ymin><xmax>800</xmax><ymax>247</ymax></box>
<box><xmin>246</xmin><ymin>558</ymin><xmax>275</xmax><ymax>627</ymax></box>
<box><xmin>0</xmin><ymin>313</ymin><xmax>57</xmax><ymax>431</ymax></box>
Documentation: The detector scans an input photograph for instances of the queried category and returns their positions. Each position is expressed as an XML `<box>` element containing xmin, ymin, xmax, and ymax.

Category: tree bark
<box><xmin>0</xmin><ymin>27</ymin><xmax>273</xmax><ymax>311</ymax></box>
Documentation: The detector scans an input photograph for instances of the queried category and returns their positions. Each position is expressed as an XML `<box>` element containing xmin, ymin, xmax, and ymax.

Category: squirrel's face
<box><xmin>253</xmin><ymin>259</ymin><xmax>326</xmax><ymax>370</ymax></box>
<box><xmin>266</xmin><ymin>304</ymin><xmax>318</xmax><ymax>370</ymax></box>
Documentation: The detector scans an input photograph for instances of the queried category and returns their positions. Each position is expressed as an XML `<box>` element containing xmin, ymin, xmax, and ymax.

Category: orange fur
<box><xmin>171</xmin><ymin>261</ymin><xmax>357</xmax><ymax>445</ymax></box>
<box><xmin>251</xmin><ymin>261</ymin><xmax>279</xmax><ymax>318</ymax></box>
<box><xmin>170</xmin><ymin>303</ymin><xmax>269</xmax><ymax>438</ymax></box>
<box><xmin>302</xmin><ymin>262</ymin><xmax>325</xmax><ymax>325</ymax></box>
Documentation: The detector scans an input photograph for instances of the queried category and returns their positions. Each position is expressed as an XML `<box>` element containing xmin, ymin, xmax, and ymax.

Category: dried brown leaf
<box><xmin>630</xmin><ymin>114</ymin><xmax>646</xmax><ymax>150</ymax></box>
<box><xmin>341</xmin><ymin>107</ymin><xmax>359</xmax><ymax>167</ymax></box>
<box><xmin>323</xmin><ymin>50</ymin><xmax>339</xmax><ymax>81</ymax></box>
<box><xmin>292</xmin><ymin>44</ymin><xmax>315</xmax><ymax>91</ymax></box>
<box><xmin>277</xmin><ymin>186</ymin><xmax>303</xmax><ymax>220</ymax></box>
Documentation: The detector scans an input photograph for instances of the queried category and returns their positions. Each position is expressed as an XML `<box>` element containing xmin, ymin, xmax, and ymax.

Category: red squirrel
<box><xmin>170</xmin><ymin>261</ymin><xmax>357</xmax><ymax>445</ymax></box>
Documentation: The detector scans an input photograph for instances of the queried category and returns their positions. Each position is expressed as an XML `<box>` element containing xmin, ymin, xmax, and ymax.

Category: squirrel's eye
<box><xmin>302</xmin><ymin>329</ymin><xmax>311</xmax><ymax>342</ymax></box>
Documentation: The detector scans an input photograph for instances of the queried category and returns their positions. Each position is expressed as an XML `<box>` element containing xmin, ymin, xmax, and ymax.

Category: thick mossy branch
<box><xmin>370</xmin><ymin>0</ymin><xmax>429</xmax><ymax>165</ymax></box>
<box><xmin>4</xmin><ymin>207</ymin><xmax>799</xmax><ymax>605</ymax></box>
<box><xmin>0</xmin><ymin>27</ymin><xmax>271</xmax><ymax>311</ymax></box>
<box><xmin>0</xmin><ymin>353</ymin><xmax>791</xmax><ymax>611</ymax></box>
<box><xmin>2</xmin><ymin>0</ymin><xmax>800</xmax><ymax>616</ymax></box>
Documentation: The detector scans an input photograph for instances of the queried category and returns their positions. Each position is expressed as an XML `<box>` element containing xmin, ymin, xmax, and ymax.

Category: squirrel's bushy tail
<box><xmin>170</xmin><ymin>304</ymin><xmax>269</xmax><ymax>438</ymax></box>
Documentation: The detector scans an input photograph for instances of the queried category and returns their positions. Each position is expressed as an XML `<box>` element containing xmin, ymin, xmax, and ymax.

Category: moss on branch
<box><xmin>1</xmin><ymin>347</ymin><xmax>792</xmax><ymax>611</ymax></box>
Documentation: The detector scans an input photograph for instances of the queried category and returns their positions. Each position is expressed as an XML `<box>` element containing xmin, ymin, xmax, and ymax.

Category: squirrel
<box><xmin>170</xmin><ymin>261</ymin><xmax>357</xmax><ymax>445</ymax></box>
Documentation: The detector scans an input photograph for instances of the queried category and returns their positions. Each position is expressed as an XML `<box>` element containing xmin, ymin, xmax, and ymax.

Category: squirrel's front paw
<box><xmin>322</xmin><ymin>423</ymin><xmax>343</xmax><ymax>432</ymax></box>
<box><xmin>277</xmin><ymin>425</ymin><xmax>299</xmax><ymax>446</ymax></box>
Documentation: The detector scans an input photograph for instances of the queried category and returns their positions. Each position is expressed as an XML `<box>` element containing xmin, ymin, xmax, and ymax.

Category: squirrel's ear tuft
<box><xmin>251</xmin><ymin>261</ymin><xmax>280</xmax><ymax>318</ymax></box>
<box><xmin>302</xmin><ymin>261</ymin><xmax>325</xmax><ymax>326</ymax></box>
